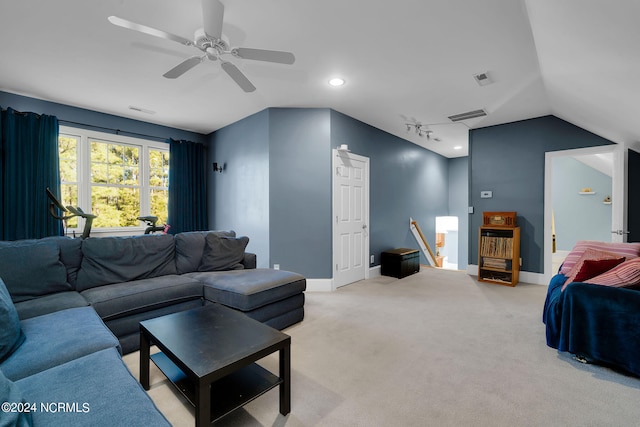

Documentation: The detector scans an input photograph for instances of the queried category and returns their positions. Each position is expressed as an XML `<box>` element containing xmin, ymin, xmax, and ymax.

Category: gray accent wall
<box><xmin>469</xmin><ymin>115</ymin><xmax>615</xmax><ymax>274</ymax></box>
<box><xmin>449</xmin><ymin>156</ymin><xmax>469</xmax><ymax>268</ymax></box>
<box><xmin>269</xmin><ymin>108</ymin><xmax>333</xmax><ymax>278</ymax></box>
<box><xmin>208</xmin><ymin>109</ymin><xmax>271</xmax><ymax>267</ymax></box>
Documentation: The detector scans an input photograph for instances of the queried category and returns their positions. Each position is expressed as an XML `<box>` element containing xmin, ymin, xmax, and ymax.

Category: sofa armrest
<box><xmin>242</xmin><ymin>252</ymin><xmax>257</xmax><ymax>269</ymax></box>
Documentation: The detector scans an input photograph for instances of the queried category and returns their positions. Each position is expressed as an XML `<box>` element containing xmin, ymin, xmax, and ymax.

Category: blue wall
<box><xmin>330</xmin><ymin>110</ymin><xmax>450</xmax><ymax>267</ymax></box>
<box><xmin>209</xmin><ymin>108</ymin><xmax>456</xmax><ymax>278</ymax></box>
<box><xmin>469</xmin><ymin>115</ymin><xmax>615</xmax><ymax>273</ymax></box>
<box><xmin>269</xmin><ymin>108</ymin><xmax>333</xmax><ymax>277</ymax></box>
<box><xmin>449</xmin><ymin>156</ymin><xmax>469</xmax><ymax>268</ymax></box>
<box><xmin>208</xmin><ymin>110</ymin><xmax>271</xmax><ymax>266</ymax></box>
<box><xmin>0</xmin><ymin>91</ymin><xmax>206</xmax><ymax>144</ymax></box>
<box><xmin>552</xmin><ymin>157</ymin><xmax>612</xmax><ymax>250</ymax></box>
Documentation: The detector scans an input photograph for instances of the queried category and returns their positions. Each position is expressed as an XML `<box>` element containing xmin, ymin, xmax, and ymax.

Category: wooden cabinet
<box><xmin>478</xmin><ymin>226</ymin><xmax>520</xmax><ymax>286</ymax></box>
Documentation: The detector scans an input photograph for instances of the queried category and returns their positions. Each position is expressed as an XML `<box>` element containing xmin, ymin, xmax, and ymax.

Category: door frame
<box><xmin>543</xmin><ymin>144</ymin><xmax>626</xmax><ymax>283</ymax></box>
<box><xmin>332</xmin><ymin>149</ymin><xmax>370</xmax><ymax>290</ymax></box>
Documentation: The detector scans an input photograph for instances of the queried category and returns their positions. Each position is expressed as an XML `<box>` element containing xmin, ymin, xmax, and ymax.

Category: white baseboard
<box><xmin>307</xmin><ymin>266</ymin><xmax>383</xmax><ymax>292</ymax></box>
<box><xmin>306</xmin><ymin>279</ymin><xmax>334</xmax><ymax>292</ymax></box>
<box><xmin>369</xmin><ymin>265</ymin><xmax>381</xmax><ymax>278</ymax></box>
<box><xmin>466</xmin><ymin>264</ymin><xmax>548</xmax><ymax>286</ymax></box>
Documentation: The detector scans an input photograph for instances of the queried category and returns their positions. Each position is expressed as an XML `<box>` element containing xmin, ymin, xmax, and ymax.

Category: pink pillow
<box><xmin>572</xmin><ymin>257</ymin><xmax>625</xmax><ymax>283</ymax></box>
<box><xmin>584</xmin><ymin>257</ymin><xmax>640</xmax><ymax>288</ymax></box>
<box><xmin>559</xmin><ymin>241</ymin><xmax>640</xmax><ymax>275</ymax></box>
<box><xmin>562</xmin><ymin>247</ymin><xmax>623</xmax><ymax>290</ymax></box>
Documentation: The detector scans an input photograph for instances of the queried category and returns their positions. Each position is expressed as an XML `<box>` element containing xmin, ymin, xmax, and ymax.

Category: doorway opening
<box><xmin>435</xmin><ymin>216</ymin><xmax>458</xmax><ymax>270</ymax></box>
<box><xmin>544</xmin><ymin>144</ymin><xmax>626</xmax><ymax>283</ymax></box>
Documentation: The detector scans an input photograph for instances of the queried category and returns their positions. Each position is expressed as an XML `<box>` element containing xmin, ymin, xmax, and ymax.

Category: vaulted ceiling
<box><xmin>0</xmin><ymin>1</ymin><xmax>638</xmax><ymax>158</ymax></box>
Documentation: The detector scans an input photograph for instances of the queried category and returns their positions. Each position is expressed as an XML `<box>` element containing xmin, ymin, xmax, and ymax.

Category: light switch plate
<box><xmin>480</xmin><ymin>191</ymin><xmax>493</xmax><ymax>198</ymax></box>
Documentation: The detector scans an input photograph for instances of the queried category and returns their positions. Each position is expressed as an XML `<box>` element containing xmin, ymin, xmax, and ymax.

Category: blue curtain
<box><xmin>0</xmin><ymin>107</ymin><xmax>62</xmax><ymax>240</ymax></box>
<box><xmin>168</xmin><ymin>139</ymin><xmax>208</xmax><ymax>233</ymax></box>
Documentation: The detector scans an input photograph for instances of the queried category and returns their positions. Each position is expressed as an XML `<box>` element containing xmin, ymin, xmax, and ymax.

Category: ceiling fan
<box><xmin>108</xmin><ymin>0</ymin><xmax>295</xmax><ymax>92</ymax></box>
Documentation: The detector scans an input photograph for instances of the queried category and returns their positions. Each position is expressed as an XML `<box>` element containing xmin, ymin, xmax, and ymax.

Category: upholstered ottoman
<box><xmin>186</xmin><ymin>268</ymin><xmax>306</xmax><ymax>329</ymax></box>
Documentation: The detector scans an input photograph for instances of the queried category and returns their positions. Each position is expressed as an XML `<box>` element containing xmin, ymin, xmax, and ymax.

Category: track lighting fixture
<box><xmin>405</xmin><ymin>123</ymin><xmax>437</xmax><ymax>140</ymax></box>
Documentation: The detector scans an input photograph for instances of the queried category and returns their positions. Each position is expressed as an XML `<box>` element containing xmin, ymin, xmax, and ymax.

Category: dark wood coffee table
<box><xmin>139</xmin><ymin>304</ymin><xmax>291</xmax><ymax>426</ymax></box>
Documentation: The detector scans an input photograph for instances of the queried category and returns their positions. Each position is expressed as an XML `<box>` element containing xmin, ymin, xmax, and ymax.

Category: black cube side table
<box><xmin>381</xmin><ymin>248</ymin><xmax>420</xmax><ymax>279</ymax></box>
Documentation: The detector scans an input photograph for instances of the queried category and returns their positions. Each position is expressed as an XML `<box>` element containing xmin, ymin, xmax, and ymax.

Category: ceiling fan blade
<box><xmin>233</xmin><ymin>48</ymin><xmax>295</xmax><ymax>65</ymax></box>
<box><xmin>163</xmin><ymin>56</ymin><xmax>204</xmax><ymax>79</ymax></box>
<box><xmin>108</xmin><ymin>16</ymin><xmax>193</xmax><ymax>47</ymax></box>
<box><xmin>221</xmin><ymin>62</ymin><xmax>256</xmax><ymax>92</ymax></box>
<box><xmin>201</xmin><ymin>0</ymin><xmax>224</xmax><ymax>39</ymax></box>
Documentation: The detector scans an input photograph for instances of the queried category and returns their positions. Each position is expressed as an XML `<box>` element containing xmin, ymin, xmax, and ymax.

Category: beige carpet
<box><xmin>123</xmin><ymin>268</ymin><xmax>640</xmax><ymax>426</ymax></box>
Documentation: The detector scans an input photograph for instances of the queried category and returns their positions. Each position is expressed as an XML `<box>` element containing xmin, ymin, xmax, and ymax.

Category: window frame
<box><xmin>59</xmin><ymin>125</ymin><xmax>169</xmax><ymax>236</ymax></box>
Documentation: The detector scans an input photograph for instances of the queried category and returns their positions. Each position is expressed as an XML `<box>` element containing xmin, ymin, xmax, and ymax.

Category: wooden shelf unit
<box><xmin>478</xmin><ymin>226</ymin><xmax>520</xmax><ymax>287</ymax></box>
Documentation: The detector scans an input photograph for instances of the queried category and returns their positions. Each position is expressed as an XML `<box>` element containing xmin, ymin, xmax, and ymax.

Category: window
<box><xmin>58</xmin><ymin>126</ymin><xmax>169</xmax><ymax>234</ymax></box>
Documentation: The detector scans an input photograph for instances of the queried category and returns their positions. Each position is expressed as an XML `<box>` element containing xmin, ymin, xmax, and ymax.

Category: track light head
<box><xmin>405</xmin><ymin>122</ymin><xmax>439</xmax><ymax>141</ymax></box>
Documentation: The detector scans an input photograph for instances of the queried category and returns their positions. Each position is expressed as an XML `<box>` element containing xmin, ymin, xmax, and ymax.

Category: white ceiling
<box><xmin>0</xmin><ymin>0</ymin><xmax>638</xmax><ymax>158</ymax></box>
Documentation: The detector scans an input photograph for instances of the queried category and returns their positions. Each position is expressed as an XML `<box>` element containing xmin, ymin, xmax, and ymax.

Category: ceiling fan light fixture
<box><xmin>107</xmin><ymin>1</ymin><xmax>295</xmax><ymax>92</ymax></box>
<box><xmin>328</xmin><ymin>77</ymin><xmax>345</xmax><ymax>87</ymax></box>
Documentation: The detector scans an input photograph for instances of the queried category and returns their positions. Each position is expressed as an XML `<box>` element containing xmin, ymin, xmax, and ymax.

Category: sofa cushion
<box><xmin>76</xmin><ymin>234</ymin><xmax>176</xmax><ymax>291</ymax></box>
<box><xmin>0</xmin><ymin>368</ymin><xmax>32</xmax><ymax>427</ymax></box>
<box><xmin>14</xmin><ymin>291</ymin><xmax>89</xmax><ymax>320</ymax></box>
<box><xmin>193</xmin><ymin>268</ymin><xmax>306</xmax><ymax>311</ymax></box>
<box><xmin>199</xmin><ymin>235</ymin><xmax>249</xmax><ymax>271</ymax></box>
<box><xmin>0</xmin><ymin>239</ymin><xmax>71</xmax><ymax>302</ymax></box>
<box><xmin>175</xmin><ymin>230</ymin><xmax>236</xmax><ymax>274</ymax></box>
<box><xmin>16</xmin><ymin>347</ymin><xmax>170</xmax><ymax>427</ymax></box>
<box><xmin>0</xmin><ymin>278</ymin><xmax>25</xmax><ymax>363</ymax></box>
<box><xmin>81</xmin><ymin>275</ymin><xmax>203</xmax><ymax>321</ymax></box>
<box><xmin>0</xmin><ymin>307</ymin><xmax>120</xmax><ymax>381</ymax></box>
<box><xmin>51</xmin><ymin>236</ymin><xmax>83</xmax><ymax>287</ymax></box>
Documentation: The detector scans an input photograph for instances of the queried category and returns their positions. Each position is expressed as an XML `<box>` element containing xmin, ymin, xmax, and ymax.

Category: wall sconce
<box><xmin>212</xmin><ymin>162</ymin><xmax>223</xmax><ymax>173</ymax></box>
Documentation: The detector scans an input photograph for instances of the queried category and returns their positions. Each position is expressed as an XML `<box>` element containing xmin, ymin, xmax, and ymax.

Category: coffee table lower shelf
<box><xmin>151</xmin><ymin>352</ymin><xmax>282</xmax><ymax>423</ymax></box>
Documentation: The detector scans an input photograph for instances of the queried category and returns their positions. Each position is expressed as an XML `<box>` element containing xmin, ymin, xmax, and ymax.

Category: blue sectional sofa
<box><xmin>0</xmin><ymin>230</ymin><xmax>306</xmax><ymax>425</ymax></box>
<box><xmin>0</xmin><ymin>288</ymin><xmax>171</xmax><ymax>426</ymax></box>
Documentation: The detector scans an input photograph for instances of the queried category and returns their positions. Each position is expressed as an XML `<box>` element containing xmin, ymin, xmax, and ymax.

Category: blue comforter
<box><xmin>543</xmin><ymin>274</ymin><xmax>640</xmax><ymax>377</ymax></box>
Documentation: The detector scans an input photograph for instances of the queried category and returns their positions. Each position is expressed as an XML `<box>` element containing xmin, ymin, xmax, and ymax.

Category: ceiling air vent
<box><xmin>448</xmin><ymin>109</ymin><xmax>487</xmax><ymax>122</ymax></box>
<box><xmin>473</xmin><ymin>71</ymin><xmax>492</xmax><ymax>86</ymax></box>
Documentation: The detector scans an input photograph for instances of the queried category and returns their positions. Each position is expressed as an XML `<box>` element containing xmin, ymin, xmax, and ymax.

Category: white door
<box><xmin>332</xmin><ymin>149</ymin><xmax>369</xmax><ymax>288</ymax></box>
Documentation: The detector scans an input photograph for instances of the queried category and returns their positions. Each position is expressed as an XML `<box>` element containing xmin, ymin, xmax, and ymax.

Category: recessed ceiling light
<box><xmin>328</xmin><ymin>77</ymin><xmax>345</xmax><ymax>87</ymax></box>
<box><xmin>454</xmin><ymin>146</ymin><xmax>462</xmax><ymax>150</ymax></box>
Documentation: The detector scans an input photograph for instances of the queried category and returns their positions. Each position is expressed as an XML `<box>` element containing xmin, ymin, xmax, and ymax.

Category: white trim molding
<box><xmin>307</xmin><ymin>266</ymin><xmax>382</xmax><ymax>292</ymax></box>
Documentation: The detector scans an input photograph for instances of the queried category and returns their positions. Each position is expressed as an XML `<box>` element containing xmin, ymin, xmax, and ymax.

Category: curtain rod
<box><xmin>1</xmin><ymin>107</ymin><xmax>42</xmax><ymax>118</ymax></box>
<box><xmin>59</xmin><ymin>119</ymin><xmax>169</xmax><ymax>142</ymax></box>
